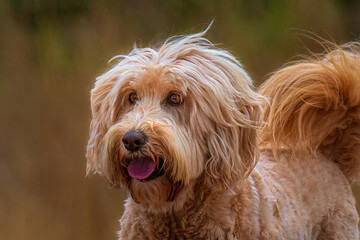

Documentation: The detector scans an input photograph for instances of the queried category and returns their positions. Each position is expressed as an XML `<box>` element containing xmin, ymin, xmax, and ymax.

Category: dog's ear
<box><xmin>172</xmin><ymin>40</ymin><xmax>264</xmax><ymax>188</ymax></box>
<box><xmin>183</xmin><ymin>52</ymin><xmax>264</xmax><ymax>188</ymax></box>
<box><xmin>86</xmin><ymin>71</ymin><xmax>118</xmax><ymax>175</ymax></box>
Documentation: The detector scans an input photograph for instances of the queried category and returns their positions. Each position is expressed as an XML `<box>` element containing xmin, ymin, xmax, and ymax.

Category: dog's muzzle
<box><xmin>122</xmin><ymin>130</ymin><xmax>165</xmax><ymax>182</ymax></box>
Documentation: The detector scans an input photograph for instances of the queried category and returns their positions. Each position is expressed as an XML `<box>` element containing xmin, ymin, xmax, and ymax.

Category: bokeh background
<box><xmin>1</xmin><ymin>0</ymin><xmax>360</xmax><ymax>239</ymax></box>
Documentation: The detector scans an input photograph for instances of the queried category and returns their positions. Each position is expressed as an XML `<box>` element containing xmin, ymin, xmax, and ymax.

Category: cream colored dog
<box><xmin>86</xmin><ymin>30</ymin><xmax>360</xmax><ymax>239</ymax></box>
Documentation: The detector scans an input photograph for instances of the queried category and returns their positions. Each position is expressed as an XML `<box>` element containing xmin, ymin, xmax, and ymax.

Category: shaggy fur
<box><xmin>86</xmin><ymin>31</ymin><xmax>360</xmax><ymax>239</ymax></box>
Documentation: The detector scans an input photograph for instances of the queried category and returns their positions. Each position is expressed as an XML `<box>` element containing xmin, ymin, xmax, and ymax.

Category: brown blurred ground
<box><xmin>0</xmin><ymin>0</ymin><xmax>360</xmax><ymax>239</ymax></box>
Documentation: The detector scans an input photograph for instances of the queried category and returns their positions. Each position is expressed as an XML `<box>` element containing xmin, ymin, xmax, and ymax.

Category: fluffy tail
<box><xmin>259</xmin><ymin>43</ymin><xmax>360</xmax><ymax>183</ymax></box>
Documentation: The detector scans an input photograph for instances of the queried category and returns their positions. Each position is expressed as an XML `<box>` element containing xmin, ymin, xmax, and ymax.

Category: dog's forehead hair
<box><xmin>128</xmin><ymin>65</ymin><xmax>186</xmax><ymax>99</ymax></box>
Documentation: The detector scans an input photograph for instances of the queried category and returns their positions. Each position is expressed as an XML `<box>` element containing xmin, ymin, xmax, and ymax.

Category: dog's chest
<box><xmin>120</xmin><ymin>199</ymin><xmax>236</xmax><ymax>239</ymax></box>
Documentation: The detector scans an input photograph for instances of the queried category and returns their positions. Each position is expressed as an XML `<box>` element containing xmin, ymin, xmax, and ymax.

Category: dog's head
<box><xmin>86</xmin><ymin>31</ymin><xmax>263</xmax><ymax>208</ymax></box>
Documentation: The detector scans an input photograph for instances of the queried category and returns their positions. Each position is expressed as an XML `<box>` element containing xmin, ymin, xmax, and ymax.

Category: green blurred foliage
<box><xmin>0</xmin><ymin>0</ymin><xmax>359</xmax><ymax>239</ymax></box>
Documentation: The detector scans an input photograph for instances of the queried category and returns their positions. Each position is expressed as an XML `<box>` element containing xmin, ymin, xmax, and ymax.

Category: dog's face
<box><xmin>86</xmin><ymin>33</ymin><xmax>263</xmax><ymax>208</ymax></box>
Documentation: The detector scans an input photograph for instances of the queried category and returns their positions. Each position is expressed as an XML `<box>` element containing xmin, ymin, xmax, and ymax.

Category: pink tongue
<box><xmin>127</xmin><ymin>158</ymin><xmax>157</xmax><ymax>180</ymax></box>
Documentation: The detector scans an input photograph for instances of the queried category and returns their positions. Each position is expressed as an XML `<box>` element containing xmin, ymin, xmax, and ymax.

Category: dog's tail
<box><xmin>259</xmin><ymin>43</ymin><xmax>360</xmax><ymax>183</ymax></box>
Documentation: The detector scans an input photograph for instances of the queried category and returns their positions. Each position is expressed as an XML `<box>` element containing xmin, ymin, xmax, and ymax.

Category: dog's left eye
<box><xmin>129</xmin><ymin>92</ymin><xmax>138</xmax><ymax>104</ymax></box>
<box><xmin>167</xmin><ymin>92</ymin><xmax>183</xmax><ymax>105</ymax></box>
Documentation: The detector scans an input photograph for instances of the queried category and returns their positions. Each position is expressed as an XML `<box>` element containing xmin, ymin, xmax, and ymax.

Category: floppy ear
<box><xmin>168</xmin><ymin>40</ymin><xmax>264</xmax><ymax>188</ymax></box>
<box><xmin>175</xmin><ymin>45</ymin><xmax>264</xmax><ymax>188</ymax></box>
<box><xmin>86</xmin><ymin>71</ymin><xmax>118</xmax><ymax>175</ymax></box>
<box><xmin>205</xmin><ymin>92</ymin><xmax>262</xmax><ymax>188</ymax></box>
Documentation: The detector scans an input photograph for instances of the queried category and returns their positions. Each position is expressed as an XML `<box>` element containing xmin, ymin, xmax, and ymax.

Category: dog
<box><xmin>86</xmin><ymin>29</ymin><xmax>360</xmax><ymax>239</ymax></box>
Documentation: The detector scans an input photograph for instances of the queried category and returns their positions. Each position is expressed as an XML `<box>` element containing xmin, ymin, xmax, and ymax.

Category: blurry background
<box><xmin>1</xmin><ymin>0</ymin><xmax>360</xmax><ymax>239</ymax></box>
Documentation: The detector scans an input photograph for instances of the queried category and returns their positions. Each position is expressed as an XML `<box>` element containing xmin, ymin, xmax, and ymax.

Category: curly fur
<box><xmin>87</xmin><ymin>31</ymin><xmax>360</xmax><ymax>239</ymax></box>
<box><xmin>258</xmin><ymin>43</ymin><xmax>360</xmax><ymax>239</ymax></box>
<box><xmin>259</xmin><ymin>43</ymin><xmax>360</xmax><ymax>183</ymax></box>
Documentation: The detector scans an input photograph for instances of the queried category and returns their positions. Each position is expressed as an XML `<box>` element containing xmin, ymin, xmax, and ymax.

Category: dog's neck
<box><xmin>119</xmin><ymin>176</ymin><xmax>252</xmax><ymax>239</ymax></box>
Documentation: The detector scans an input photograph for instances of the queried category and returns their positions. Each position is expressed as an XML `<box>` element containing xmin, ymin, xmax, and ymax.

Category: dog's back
<box><xmin>257</xmin><ymin>44</ymin><xmax>360</xmax><ymax>239</ymax></box>
<box><xmin>240</xmin><ymin>150</ymin><xmax>356</xmax><ymax>239</ymax></box>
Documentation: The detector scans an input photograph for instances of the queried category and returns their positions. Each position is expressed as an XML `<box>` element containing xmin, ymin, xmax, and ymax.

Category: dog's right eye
<box><xmin>129</xmin><ymin>93</ymin><xmax>138</xmax><ymax>104</ymax></box>
<box><xmin>167</xmin><ymin>92</ymin><xmax>183</xmax><ymax>105</ymax></box>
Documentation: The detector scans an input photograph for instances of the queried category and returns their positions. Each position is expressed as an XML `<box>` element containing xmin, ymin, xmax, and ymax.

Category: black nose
<box><xmin>122</xmin><ymin>131</ymin><xmax>146</xmax><ymax>152</ymax></box>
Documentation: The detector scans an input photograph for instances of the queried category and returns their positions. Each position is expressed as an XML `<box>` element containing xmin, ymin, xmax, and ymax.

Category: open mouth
<box><xmin>126</xmin><ymin>157</ymin><xmax>165</xmax><ymax>182</ymax></box>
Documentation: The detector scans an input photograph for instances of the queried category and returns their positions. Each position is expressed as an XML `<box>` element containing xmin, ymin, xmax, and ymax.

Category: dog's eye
<box><xmin>129</xmin><ymin>93</ymin><xmax>138</xmax><ymax>104</ymax></box>
<box><xmin>167</xmin><ymin>92</ymin><xmax>183</xmax><ymax>105</ymax></box>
